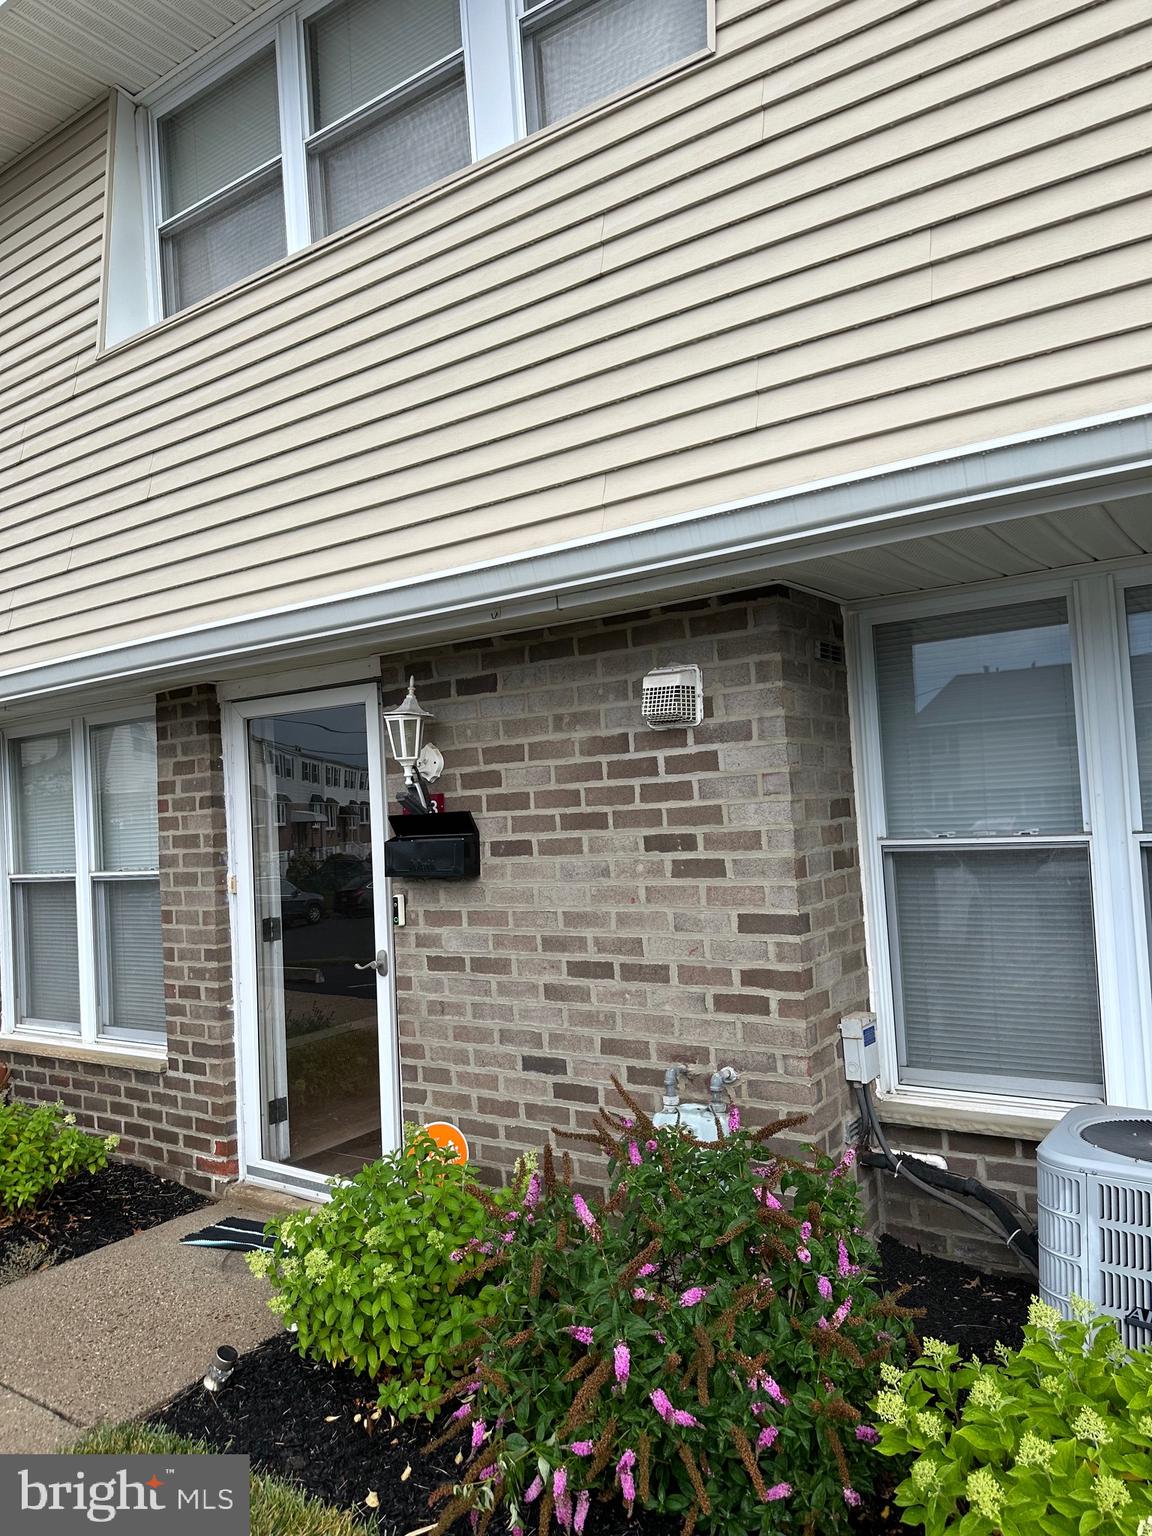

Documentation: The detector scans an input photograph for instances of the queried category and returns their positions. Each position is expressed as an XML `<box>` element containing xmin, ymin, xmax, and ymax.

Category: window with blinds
<box><xmin>157</xmin><ymin>48</ymin><xmax>287</xmax><ymax>315</ymax></box>
<box><xmin>521</xmin><ymin>0</ymin><xmax>708</xmax><ymax>131</ymax></box>
<box><xmin>873</xmin><ymin>597</ymin><xmax>1103</xmax><ymax>1099</ymax></box>
<box><xmin>90</xmin><ymin>721</ymin><xmax>164</xmax><ymax>1041</ymax></box>
<box><xmin>305</xmin><ymin>0</ymin><xmax>470</xmax><ymax>238</ymax></box>
<box><xmin>3</xmin><ymin>716</ymin><xmax>163</xmax><ymax>1045</ymax></box>
<box><xmin>136</xmin><ymin>0</ymin><xmax>714</xmax><ymax>323</ymax></box>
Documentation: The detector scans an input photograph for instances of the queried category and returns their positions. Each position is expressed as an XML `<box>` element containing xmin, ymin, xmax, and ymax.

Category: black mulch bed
<box><xmin>0</xmin><ymin>1160</ymin><xmax>208</xmax><ymax>1282</ymax></box>
<box><xmin>151</xmin><ymin>1238</ymin><xmax>1034</xmax><ymax>1535</ymax></box>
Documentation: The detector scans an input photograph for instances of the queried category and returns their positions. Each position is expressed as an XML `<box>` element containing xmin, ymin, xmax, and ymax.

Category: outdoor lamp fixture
<box><xmin>382</xmin><ymin>676</ymin><xmax>435</xmax><ymax>786</ymax></box>
<box><xmin>202</xmin><ymin>1344</ymin><xmax>238</xmax><ymax>1393</ymax></box>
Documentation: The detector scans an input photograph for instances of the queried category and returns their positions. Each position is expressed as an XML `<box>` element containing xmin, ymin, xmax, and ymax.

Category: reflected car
<box><xmin>334</xmin><ymin>875</ymin><xmax>373</xmax><ymax>917</ymax></box>
<box><xmin>258</xmin><ymin>878</ymin><xmax>325</xmax><ymax>926</ymax></box>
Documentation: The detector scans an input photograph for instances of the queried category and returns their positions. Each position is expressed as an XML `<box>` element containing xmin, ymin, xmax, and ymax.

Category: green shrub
<box><xmin>249</xmin><ymin>1129</ymin><xmax>508</xmax><ymax>1420</ymax></box>
<box><xmin>434</xmin><ymin>1084</ymin><xmax>915</xmax><ymax>1536</ymax></box>
<box><xmin>871</xmin><ymin>1299</ymin><xmax>1152</xmax><ymax>1535</ymax></box>
<box><xmin>0</xmin><ymin>1100</ymin><xmax>116</xmax><ymax>1213</ymax></box>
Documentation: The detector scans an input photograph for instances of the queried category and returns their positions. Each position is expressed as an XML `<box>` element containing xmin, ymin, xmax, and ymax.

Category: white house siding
<box><xmin>0</xmin><ymin>0</ymin><xmax>1150</xmax><ymax>675</ymax></box>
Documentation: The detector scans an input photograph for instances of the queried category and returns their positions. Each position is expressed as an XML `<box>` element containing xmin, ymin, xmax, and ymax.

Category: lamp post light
<box><xmin>382</xmin><ymin>676</ymin><xmax>435</xmax><ymax>790</ymax></box>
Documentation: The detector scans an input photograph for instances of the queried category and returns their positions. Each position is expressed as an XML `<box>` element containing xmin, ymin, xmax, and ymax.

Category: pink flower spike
<box><xmin>765</xmin><ymin>1483</ymin><xmax>792</xmax><ymax>1502</ymax></box>
<box><xmin>832</xmin><ymin>1296</ymin><xmax>853</xmax><ymax>1328</ymax></box>
<box><xmin>756</xmin><ymin>1426</ymin><xmax>778</xmax><ymax>1452</ymax></box>
<box><xmin>622</xmin><ymin>1118</ymin><xmax>635</xmax><ymax>1129</ymax></box>
<box><xmin>572</xmin><ymin>1194</ymin><xmax>597</xmax><ymax>1230</ymax></box>
<box><xmin>672</xmin><ymin>1409</ymin><xmax>700</xmax><ymax>1428</ymax></box>
<box><xmin>524</xmin><ymin>1476</ymin><xmax>544</xmax><ymax>1505</ymax></box>
<box><xmin>764</xmin><ymin>1377</ymin><xmax>789</xmax><ymax>1407</ymax></box>
<box><xmin>617</xmin><ymin>1450</ymin><xmax>637</xmax><ymax>1514</ymax></box>
<box><xmin>471</xmin><ymin>1421</ymin><xmax>486</xmax><ymax>1452</ymax></box>
<box><xmin>837</xmin><ymin>1237</ymin><xmax>860</xmax><ymax>1278</ymax></box>
<box><xmin>757</xmin><ymin>1187</ymin><xmax>782</xmax><ymax>1210</ymax></box>
<box><xmin>574</xmin><ymin>1490</ymin><xmax>591</xmax><ymax>1534</ymax></box>
<box><xmin>570</xmin><ymin>1441</ymin><xmax>594</xmax><ymax>1457</ymax></box>
<box><xmin>613</xmin><ymin>1341</ymin><xmax>631</xmax><ymax>1388</ymax></box>
<box><xmin>567</xmin><ymin>1326</ymin><xmax>595</xmax><ymax>1345</ymax></box>
<box><xmin>645</xmin><ymin>1139</ymin><xmax>658</xmax><ymax>1152</ymax></box>
<box><xmin>843</xmin><ymin>1488</ymin><xmax>862</xmax><ymax>1509</ymax></box>
<box><xmin>524</xmin><ymin>1173</ymin><xmax>541</xmax><ymax>1208</ymax></box>
<box><xmin>855</xmin><ymin>1425</ymin><xmax>879</xmax><ymax>1444</ymax></box>
<box><xmin>727</xmin><ymin>1103</ymin><xmax>741</xmax><ymax>1133</ymax></box>
<box><xmin>650</xmin><ymin>1389</ymin><xmax>674</xmax><ymax>1424</ymax></box>
<box><xmin>817</xmin><ymin>1275</ymin><xmax>834</xmax><ymax>1301</ymax></box>
<box><xmin>795</xmin><ymin>1246</ymin><xmax>811</xmax><ymax>1264</ymax></box>
<box><xmin>637</xmin><ymin>1263</ymin><xmax>658</xmax><ymax>1277</ymax></box>
<box><xmin>501</xmin><ymin>1231</ymin><xmax>516</xmax><ymax>1244</ymax></box>
<box><xmin>627</xmin><ymin>1141</ymin><xmax>642</xmax><ymax>1166</ymax></box>
<box><xmin>632</xmin><ymin>1287</ymin><xmax>652</xmax><ymax>1301</ymax></box>
<box><xmin>553</xmin><ymin>1467</ymin><xmax>571</xmax><ymax>1530</ymax></box>
<box><xmin>679</xmin><ymin>1286</ymin><xmax>708</xmax><ymax>1308</ymax></box>
<box><xmin>799</xmin><ymin>1221</ymin><xmax>812</xmax><ymax>1242</ymax></box>
<box><xmin>451</xmin><ymin>1403</ymin><xmax>472</xmax><ymax>1421</ymax></box>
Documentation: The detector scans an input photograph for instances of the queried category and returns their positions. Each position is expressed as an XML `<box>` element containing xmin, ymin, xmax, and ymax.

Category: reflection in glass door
<box><xmin>242</xmin><ymin>694</ymin><xmax>394</xmax><ymax>1181</ymax></box>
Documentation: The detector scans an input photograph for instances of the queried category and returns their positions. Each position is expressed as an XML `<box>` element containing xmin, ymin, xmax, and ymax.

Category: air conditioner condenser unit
<box><xmin>1037</xmin><ymin>1104</ymin><xmax>1152</xmax><ymax>1346</ymax></box>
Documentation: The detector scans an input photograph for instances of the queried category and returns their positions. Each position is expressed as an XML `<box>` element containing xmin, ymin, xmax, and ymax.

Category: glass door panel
<box><xmin>245</xmin><ymin>701</ymin><xmax>386</xmax><ymax>1179</ymax></box>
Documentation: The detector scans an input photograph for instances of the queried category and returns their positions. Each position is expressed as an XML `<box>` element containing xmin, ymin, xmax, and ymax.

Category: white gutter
<box><xmin>1</xmin><ymin>406</ymin><xmax>1150</xmax><ymax>706</ymax></box>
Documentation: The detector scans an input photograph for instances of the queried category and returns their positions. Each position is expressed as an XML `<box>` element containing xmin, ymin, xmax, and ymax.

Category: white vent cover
<box><xmin>1037</xmin><ymin>1104</ymin><xmax>1152</xmax><ymax>1347</ymax></box>
<box><xmin>641</xmin><ymin>664</ymin><xmax>703</xmax><ymax>728</ymax></box>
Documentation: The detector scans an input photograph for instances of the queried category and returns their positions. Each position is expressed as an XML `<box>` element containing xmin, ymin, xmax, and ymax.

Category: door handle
<box><xmin>354</xmin><ymin>951</ymin><xmax>389</xmax><ymax>977</ymax></box>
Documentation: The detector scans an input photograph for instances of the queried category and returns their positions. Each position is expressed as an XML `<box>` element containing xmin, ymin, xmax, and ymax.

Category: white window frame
<box><xmin>847</xmin><ymin>567</ymin><xmax>1152</xmax><ymax>1122</ymax></box>
<box><xmin>124</xmin><ymin>0</ymin><xmax>712</xmax><ymax>328</ymax></box>
<box><xmin>0</xmin><ymin>704</ymin><xmax>165</xmax><ymax>1056</ymax></box>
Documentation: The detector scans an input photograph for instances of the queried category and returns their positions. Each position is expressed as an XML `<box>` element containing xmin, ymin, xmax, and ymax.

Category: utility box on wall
<box><xmin>384</xmin><ymin>811</ymin><xmax>481</xmax><ymax>881</ymax></box>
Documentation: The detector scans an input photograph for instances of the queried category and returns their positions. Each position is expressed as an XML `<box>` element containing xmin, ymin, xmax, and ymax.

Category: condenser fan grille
<box><xmin>1081</xmin><ymin>1119</ymin><xmax>1152</xmax><ymax>1160</ymax></box>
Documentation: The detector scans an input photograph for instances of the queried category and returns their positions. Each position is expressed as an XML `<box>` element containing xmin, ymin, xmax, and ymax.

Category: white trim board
<box><xmin>0</xmin><ymin>407</ymin><xmax>1149</xmax><ymax>707</ymax></box>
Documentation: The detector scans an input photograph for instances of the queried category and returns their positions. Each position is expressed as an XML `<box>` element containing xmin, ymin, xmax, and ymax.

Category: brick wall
<box><xmin>386</xmin><ymin>587</ymin><xmax>869</xmax><ymax>1185</ymax></box>
<box><xmin>0</xmin><ymin>685</ymin><xmax>238</xmax><ymax>1194</ymax></box>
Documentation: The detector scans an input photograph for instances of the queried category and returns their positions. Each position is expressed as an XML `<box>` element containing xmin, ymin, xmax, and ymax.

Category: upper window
<box><xmin>157</xmin><ymin>49</ymin><xmax>287</xmax><ymax>315</ymax></box>
<box><xmin>133</xmin><ymin>0</ymin><xmax>711</xmax><ymax>324</ymax></box>
<box><xmin>520</xmin><ymin>0</ymin><xmax>708</xmax><ymax>131</ymax></box>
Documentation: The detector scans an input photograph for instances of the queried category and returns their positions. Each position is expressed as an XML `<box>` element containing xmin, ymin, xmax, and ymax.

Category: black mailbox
<box><xmin>384</xmin><ymin>811</ymin><xmax>481</xmax><ymax>881</ymax></box>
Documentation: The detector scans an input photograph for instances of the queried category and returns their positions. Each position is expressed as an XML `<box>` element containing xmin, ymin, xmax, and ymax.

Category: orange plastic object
<box><xmin>420</xmin><ymin>1121</ymin><xmax>469</xmax><ymax>1164</ymax></box>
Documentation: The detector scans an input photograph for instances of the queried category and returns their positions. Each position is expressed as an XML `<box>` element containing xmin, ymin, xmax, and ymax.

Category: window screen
<box><xmin>158</xmin><ymin>49</ymin><xmax>286</xmax><ymax>315</ymax></box>
<box><xmin>308</xmin><ymin>0</ymin><xmax>462</xmax><ymax>130</ymax></box>
<box><xmin>874</xmin><ymin>598</ymin><xmax>1083</xmax><ymax>837</ymax></box>
<box><xmin>524</xmin><ymin>0</ymin><xmax>707</xmax><ymax>131</ymax></box>
<box><xmin>160</xmin><ymin>48</ymin><xmax>282</xmax><ymax>217</ymax></box>
<box><xmin>1126</xmin><ymin>585</ymin><xmax>1152</xmax><ymax>828</ymax></box>
<box><xmin>309</xmin><ymin>72</ymin><xmax>470</xmax><ymax>236</ymax></box>
<box><xmin>888</xmin><ymin>848</ymin><xmax>1103</xmax><ymax>1098</ymax></box>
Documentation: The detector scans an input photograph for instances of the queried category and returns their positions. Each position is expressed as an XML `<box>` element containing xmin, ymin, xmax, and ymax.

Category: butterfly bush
<box><xmin>871</xmin><ymin>1299</ymin><xmax>1152</xmax><ymax>1536</ymax></box>
<box><xmin>426</xmin><ymin>1080</ymin><xmax>916</xmax><ymax>1536</ymax></box>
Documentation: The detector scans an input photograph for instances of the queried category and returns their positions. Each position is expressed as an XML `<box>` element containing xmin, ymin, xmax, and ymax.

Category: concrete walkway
<box><xmin>0</xmin><ymin>1189</ymin><xmax>298</xmax><ymax>1453</ymax></box>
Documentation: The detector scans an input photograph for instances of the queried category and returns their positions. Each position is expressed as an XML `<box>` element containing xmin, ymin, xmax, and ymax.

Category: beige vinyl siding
<box><xmin>1</xmin><ymin>0</ymin><xmax>1151</xmax><ymax>672</ymax></box>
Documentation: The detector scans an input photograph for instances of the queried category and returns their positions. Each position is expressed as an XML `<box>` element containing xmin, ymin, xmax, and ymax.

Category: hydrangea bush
<box><xmin>428</xmin><ymin>1081</ymin><xmax>917</xmax><ymax>1536</ymax></box>
<box><xmin>249</xmin><ymin>1130</ymin><xmax>512</xmax><ymax>1419</ymax></box>
<box><xmin>0</xmin><ymin>1099</ymin><xmax>117</xmax><ymax>1213</ymax></box>
<box><xmin>871</xmin><ymin>1299</ymin><xmax>1152</xmax><ymax>1535</ymax></box>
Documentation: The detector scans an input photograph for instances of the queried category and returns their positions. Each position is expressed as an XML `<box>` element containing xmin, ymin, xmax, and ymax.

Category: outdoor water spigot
<box><xmin>662</xmin><ymin>1065</ymin><xmax>681</xmax><ymax>1111</ymax></box>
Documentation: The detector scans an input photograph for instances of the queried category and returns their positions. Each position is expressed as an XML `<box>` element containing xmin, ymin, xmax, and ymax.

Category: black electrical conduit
<box><xmin>853</xmin><ymin>1083</ymin><xmax>1040</xmax><ymax>1277</ymax></box>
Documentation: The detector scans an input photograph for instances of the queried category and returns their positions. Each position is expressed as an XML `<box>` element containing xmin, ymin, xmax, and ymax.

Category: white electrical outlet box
<box><xmin>839</xmin><ymin>1013</ymin><xmax>880</xmax><ymax>1084</ymax></box>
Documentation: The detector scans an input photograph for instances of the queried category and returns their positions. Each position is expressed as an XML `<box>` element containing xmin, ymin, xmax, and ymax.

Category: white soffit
<box><xmin>779</xmin><ymin>496</ymin><xmax>1152</xmax><ymax>603</ymax></box>
<box><xmin>0</xmin><ymin>0</ymin><xmax>266</xmax><ymax>168</ymax></box>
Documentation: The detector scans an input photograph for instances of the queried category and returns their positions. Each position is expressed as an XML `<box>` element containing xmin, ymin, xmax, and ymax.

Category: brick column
<box><xmin>156</xmin><ymin>684</ymin><xmax>238</xmax><ymax>1189</ymax></box>
<box><xmin>386</xmin><ymin>586</ymin><xmax>869</xmax><ymax>1186</ymax></box>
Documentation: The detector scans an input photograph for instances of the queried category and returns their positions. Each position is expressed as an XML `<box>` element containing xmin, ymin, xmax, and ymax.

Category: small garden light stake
<box><xmin>202</xmin><ymin>1344</ymin><xmax>238</xmax><ymax>1393</ymax></box>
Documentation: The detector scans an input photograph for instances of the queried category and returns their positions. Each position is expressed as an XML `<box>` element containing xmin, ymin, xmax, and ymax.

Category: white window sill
<box><xmin>872</xmin><ymin>1088</ymin><xmax>1069</xmax><ymax>1143</ymax></box>
<box><xmin>0</xmin><ymin>1033</ymin><xmax>168</xmax><ymax>1074</ymax></box>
